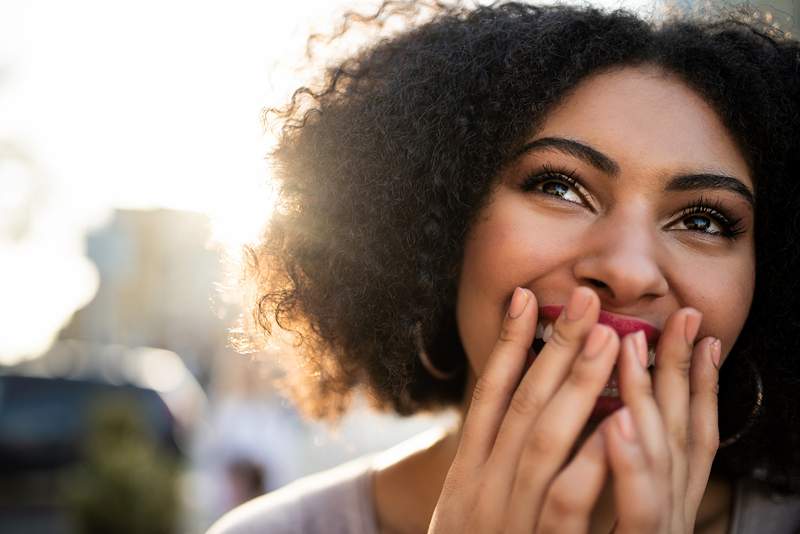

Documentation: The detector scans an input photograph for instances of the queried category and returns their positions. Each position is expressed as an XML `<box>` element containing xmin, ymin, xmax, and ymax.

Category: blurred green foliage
<box><xmin>61</xmin><ymin>398</ymin><xmax>179</xmax><ymax>534</ymax></box>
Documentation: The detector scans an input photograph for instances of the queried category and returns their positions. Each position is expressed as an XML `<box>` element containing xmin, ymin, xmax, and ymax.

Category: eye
<box><xmin>672</xmin><ymin>213</ymin><xmax>723</xmax><ymax>234</ymax></box>
<box><xmin>667</xmin><ymin>200</ymin><xmax>746</xmax><ymax>240</ymax></box>
<box><xmin>521</xmin><ymin>166</ymin><xmax>589</xmax><ymax>207</ymax></box>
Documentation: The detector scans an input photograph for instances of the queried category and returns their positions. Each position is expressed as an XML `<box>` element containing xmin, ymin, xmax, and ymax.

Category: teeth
<box><xmin>534</xmin><ymin>321</ymin><xmax>552</xmax><ymax>341</ymax></box>
<box><xmin>532</xmin><ymin>321</ymin><xmax>658</xmax><ymax>369</ymax></box>
<box><xmin>601</xmin><ymin>385</ymin><xmax>619</xmax><ymax>397</ymax></box>
<box><xmin>543</xmin><ymin>323</ymin><xmax>554</xmax><ymax>343</ymax></box>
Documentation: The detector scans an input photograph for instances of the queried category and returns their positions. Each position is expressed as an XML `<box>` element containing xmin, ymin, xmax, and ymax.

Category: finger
<box><xmin>605</xmin><ymin>407</ymin><xmax>664</xmax><ymax>534</ymax></box>
<box><xmin>488</xmin><ymin>287</ymin><xmax>599</xmax><ymax>466</ymax></box>
<box><xmin>479</xmin><ymin>288</ymin><xmax>599</xmax><ymax>509</ymax></box>
<box><xmin>651</xmin><ymin>308</ymin><xmax>701</xmax><ymax>522</ymax></box>
<box><xmin>538</xmin><ymin>427</ymin><xmax>609</xmax><ymax>534</ymax></box>
<box><xmin>522</xmin><ymin>324</ymin><xmax>618</xmax><ymax>468</ymax></box>
<box><xmin>505</xmin><ymin>324</ymin><xmax>619</xmax><ymax>533</ymax></box>
<box><xmin>618</xmin><ymin>332</ymin><xmax>670</xmax><ymax>473</ymax></box>
<box><xmin>457</xmin><ymin>287</ymin><xmax>537</xmax><ymax>471</ymax></box>
<box><xmin>653</xmin><ymin>308</ymin><xmax>702</xmax><ymax>454</ymax></box>
<box><xmin>686</xmin><ymin>337</ymin><xmax>721</xmax><ymax>513</ymax></box>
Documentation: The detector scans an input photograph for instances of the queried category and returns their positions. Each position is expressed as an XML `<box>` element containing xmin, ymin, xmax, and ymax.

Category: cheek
<box><xmin>456</xmin><ymin>218</ymin><xmax>518</xmax><ymax>375</ymax></box>
<box><xmin>455</xmin><ymin>197</ymin><xmax>584</xmax><ymax>374</ymax></box>
<box><xmin>679</xmin><ymin>256</ymin><xmax>754</xmax><ymax>364</ymax></box>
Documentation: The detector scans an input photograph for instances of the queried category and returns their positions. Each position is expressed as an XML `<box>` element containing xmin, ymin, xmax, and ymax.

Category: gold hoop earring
<box><xmin>414</xmin><ymin>322</ymin><xmax>459</xmax><ymax>380</ymax></box>
<box><xmin>719</xmin><ymin>357</ymin><xmax>764</xmax><ymax>448</ymax></box>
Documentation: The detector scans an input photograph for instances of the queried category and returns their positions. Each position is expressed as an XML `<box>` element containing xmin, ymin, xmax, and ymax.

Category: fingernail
<box><xmin>710</xmin><ymin>338</ymin><xmax>722</xmax><ymax>369</ymax></box>
<box><xmin>616</xmin><ymin>407</ymin><xmax>636</xmax><ymax>442</ymax></box>
<box><xmin>508</xmin><ymin>287</ymin><xmax>530</xmax><ymax>319</ymax></box>
<box><xmin>566</xmin><ymin>287</ymin><xmax>592</xmax><ymax>321</ymax></box>
<box><xmin>634</xmin><ymin>331</ymin><xmax>647</xmax><ymax>368</ymax></box>
<box><xmin>684</xmin><ymin>310</ymin><xmax>702</xmax><ymax>345</ymax></box>
<box><xmin>584</xmin><ymin>325</ymin><xmax>609</xmax><ymax>358</ymax></box>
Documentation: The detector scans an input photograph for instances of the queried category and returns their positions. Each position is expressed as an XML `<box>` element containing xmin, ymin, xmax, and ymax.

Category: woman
<box><xmin>211</xmin><ymin>2</ymin><xmax>800</xmax><ymax>532</ymax></box>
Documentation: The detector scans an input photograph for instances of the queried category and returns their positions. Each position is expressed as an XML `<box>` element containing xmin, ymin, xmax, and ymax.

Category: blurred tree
<box><xmin>61</xmin><ymin>398</ymin><xmax>179</xmax><ymax>534</ymax></box>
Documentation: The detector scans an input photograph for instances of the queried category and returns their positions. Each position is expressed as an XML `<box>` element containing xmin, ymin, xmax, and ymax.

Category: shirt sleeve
<box><xmin>207</xmin><ymin>455</ymin><xmax>379</xmax><ymax>534</ymax></box>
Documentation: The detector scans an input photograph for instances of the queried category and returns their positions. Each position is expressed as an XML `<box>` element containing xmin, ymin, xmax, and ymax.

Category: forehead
<box><xmin>533</xmin><ymin>65</ymin><xmax>753</xmax><ymax>189</ymax></box>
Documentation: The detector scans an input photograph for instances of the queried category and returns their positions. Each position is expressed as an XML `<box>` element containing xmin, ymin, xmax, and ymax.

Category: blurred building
<box><xmin>60</xmin><ymin>208</ymin><xmax>230</xmax><ymax>385</ymax></box>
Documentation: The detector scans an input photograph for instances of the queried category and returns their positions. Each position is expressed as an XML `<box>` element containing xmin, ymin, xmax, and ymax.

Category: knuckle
<box><xmin>471</xmin><ymin>376</ymin><xmax>499</xmax><ymax>404</ymax></box>
<box><xmin>708</xmin><ymin>432</ymin><xmax>721</xmax><ymax>455</ymax></box>
<box><xmin>671</xmin><ymin>429</ymin><xmax>689</xmax><ymax>452</ymax></box>
<box><xmin>656</xmin><ymin>345</ymin><xmax>693</xmax><ymax>377</ymax></box>
<box><xmin>548</xmin><ymin>325</ymin><xmax>575</xmax><ymax>350</ymax></box>
<box><xmin>545</xmin><ymin>487</ymin><xmax>583</xmax><ymax>517</ymax></box>
<box><xmin>442</xmin><ymin>457</ymin><xmax>469</xmax><ymax>491</ymax></box>
<box><xmin>497</xmin><ymin>322</ymin><xmax>521</xmax><ymax>346</ymax></box>
<box><xmin>693</xmin><ymin>429</ymin><xmax>720</xmax><ymax>460</ymax></box>
<box><xmin>675</xmin><ymin>355</ymin><xmax>693</xmax><ymax>377</ymax></box>
<box><xmin>524</xmin><ymin>427</ymin><xmax>557</xmax><ymax>459</ymax></box>
<box><xmin>509</xmin><ymin>387</ymin><xmax>546</xmax><ymax>417</ymax></box>
<box><xmin>439</xmin><ymin>476</ymin><xmax>460</xmax><ymax>499</ymax></box>
<box><xmin>567</xmin><ymin>360</ymin><xmax>598</xmax><ymax>388</ymax></box>
<box><xmin>705</xmin><ymin>443</ymin><xmax>720</xmax><ymax>464</ymax></box>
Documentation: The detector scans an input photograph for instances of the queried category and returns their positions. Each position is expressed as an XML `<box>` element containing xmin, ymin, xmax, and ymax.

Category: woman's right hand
<box><xmin>427</xmin><ymin>286</ymin><xmax>623</xmax><ymax>534</ymax></box>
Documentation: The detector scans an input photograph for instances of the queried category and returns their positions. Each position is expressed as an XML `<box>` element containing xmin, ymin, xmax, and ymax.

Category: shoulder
<box><xmin>207</xmin><ymin>455</ymin><xmax>379</xmax><ymax>534</ymax></box>
<box><xmin>730</xmin><ymin>477</ymin><xmax>800</xmax><ymax>534</ymax></box>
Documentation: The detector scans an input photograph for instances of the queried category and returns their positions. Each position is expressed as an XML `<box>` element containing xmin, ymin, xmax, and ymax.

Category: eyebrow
<box><xmin>665</xmin><ymin>173</ymin><xmax>754</xmax><ymax>207</ymax></box>
<box><xmin>517</xmin><ymin>137</ymin><xmax>620</xmax><ymax>175</ymax></box>
<box><xmin>516</xmin><ymin>136</ymin><xmax>755</xmax><ymax>207</ymax></box>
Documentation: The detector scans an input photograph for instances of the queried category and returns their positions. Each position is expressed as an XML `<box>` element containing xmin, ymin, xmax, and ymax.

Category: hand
<box><xmin>603</xmin><ymin>309</ymin><xmax>721</xmax><ymax>533</ymax></box>
<box><xmin>428</xmin><ymin>286</ymin><xmax>621</xmax><ymax>533</ymax></box>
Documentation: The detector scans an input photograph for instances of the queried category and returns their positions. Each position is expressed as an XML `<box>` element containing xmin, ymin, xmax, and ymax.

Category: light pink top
<box><xmin>208</xmin><ymin>454</ymin><xmax>799</xmax><ymax>534</ymax></box>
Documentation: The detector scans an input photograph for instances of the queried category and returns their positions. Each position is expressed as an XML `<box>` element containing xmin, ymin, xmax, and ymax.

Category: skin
<box><xmin>372</xmin><ymin>65</ymin><xmax>755</xmax><ymax>533</ymax></box>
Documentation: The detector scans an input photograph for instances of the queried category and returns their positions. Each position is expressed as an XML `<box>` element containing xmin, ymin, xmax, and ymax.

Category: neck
<box><xmin>372</xmin><ymin>424</ymin><xmax>459</xmax><ymax>534</ymax></box>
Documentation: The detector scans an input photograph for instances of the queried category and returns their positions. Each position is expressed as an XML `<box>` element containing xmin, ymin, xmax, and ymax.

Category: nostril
<box><xmin>586</xmin><ymin>278</ymin><xmax>609</xmax><ymax>290</ymax></box>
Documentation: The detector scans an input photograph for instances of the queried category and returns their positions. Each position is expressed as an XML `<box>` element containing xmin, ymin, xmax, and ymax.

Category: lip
<box><xmin>539</xmin><ymin>305</ymin><xmax>661</xmax><ymax>346</ymax></box>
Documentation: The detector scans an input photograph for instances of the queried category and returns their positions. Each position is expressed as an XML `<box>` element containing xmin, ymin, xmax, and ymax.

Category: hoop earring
<box><xmin>414</xmin><ymin>322</ymin><xmax>459</xmax><ymax>380</ymax></box>
<box><xmin>719</xmin><ymin>357</ymin><xmax>764</xmax><ymax>448</ymax></box>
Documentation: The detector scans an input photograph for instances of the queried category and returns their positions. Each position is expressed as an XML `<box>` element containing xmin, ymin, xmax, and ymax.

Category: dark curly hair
<box><xmin>239</xmin><ymin>1</ymin><xmax>800</xmax><ymax>493</ymax></box>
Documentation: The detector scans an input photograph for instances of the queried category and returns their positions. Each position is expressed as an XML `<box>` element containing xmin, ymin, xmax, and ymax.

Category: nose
<box><xmin>572</xmin><ymin>214</ymin><xmax>669</xmax><ymax>307</ymax></box>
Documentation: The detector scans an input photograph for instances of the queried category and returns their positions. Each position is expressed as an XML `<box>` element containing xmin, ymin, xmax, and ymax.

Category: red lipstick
<box><xmin>539</xmin><ymin>306</ymin><xmax>661</xmax><ymax>346</ymax></box>
<box><xmin>532</xmin><ymin>305</ymin><xmax>663</xmax><ymax>420</ymax></box>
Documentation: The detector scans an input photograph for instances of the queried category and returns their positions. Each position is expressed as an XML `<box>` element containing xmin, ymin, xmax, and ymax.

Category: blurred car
<box><xmin>0</xmin><ymin>374</ymin><xmax>180</xmax><ymax>534</ymax></box>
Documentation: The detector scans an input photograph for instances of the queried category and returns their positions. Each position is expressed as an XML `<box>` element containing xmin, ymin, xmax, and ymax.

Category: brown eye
<box><xmin>541</xmin><ymin>180</ymin><xmax>570</xmax><ymax>197</ymax></box>
<box><xmin>682</xmin><ymin>215</ymin><xmax>714</xmax><ymax>232</ymax></box>
<box><xmin>522</xmin><ymin>172</ymin><xmax>585</xmax><ymax>205</ymax></box>
<box><xmin>667</xmin><ymin>200</ymin><xmax>746</xmax><ymax>240</ymax></box>
<box><xmin>671</xmin><ymin>213</ymin><xmax>723</xmax><ymax>236</ymax></box>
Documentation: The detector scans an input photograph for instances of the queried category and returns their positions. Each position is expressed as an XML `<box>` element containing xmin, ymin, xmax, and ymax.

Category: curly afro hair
<box><xmin>240</xmin><ymin>1</ymin><xmax>800</xmax><ymax>493</ymax></box>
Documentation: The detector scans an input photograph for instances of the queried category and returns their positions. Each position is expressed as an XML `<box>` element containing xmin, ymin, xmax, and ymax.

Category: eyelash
<box><xmin>521</xmin><ymin>164</ymin><xmax>590</xmax><ymax>204</ymax></box>
<box><xmin>674</xmin><ymin>197</ymin><xmax>746</xmax><ymax>240</ymax></box>
<box><xmin>520</xmin><ymin>167</ymin><xmax>747</xmax><ymax>240</ymax></box>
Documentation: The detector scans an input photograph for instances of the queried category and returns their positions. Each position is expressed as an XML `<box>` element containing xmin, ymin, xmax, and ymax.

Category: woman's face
<box><xmin>456</xmin><ymin>65</ymin><xmax>755</xmax><ymax>380</ymax></box>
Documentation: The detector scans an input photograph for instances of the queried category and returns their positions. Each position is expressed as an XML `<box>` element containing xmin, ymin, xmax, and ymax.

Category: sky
<box><xmin>0</xmin><ymin>0</ymin><xmax>655</xmax><ymax>364</ymax></box>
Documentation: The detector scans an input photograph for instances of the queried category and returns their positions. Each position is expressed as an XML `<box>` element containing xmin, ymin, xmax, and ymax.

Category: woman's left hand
<box><xmin>603</xmin><ymin>308</ymin><xmax>722</xmax><ymax>533</ymax></box>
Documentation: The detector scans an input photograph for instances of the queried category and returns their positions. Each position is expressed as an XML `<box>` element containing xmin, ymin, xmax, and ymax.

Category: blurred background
<box><xmin>0</xmin><ymin>0</ymin><xmax>795</xmax><ymax>532</ymax></box>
